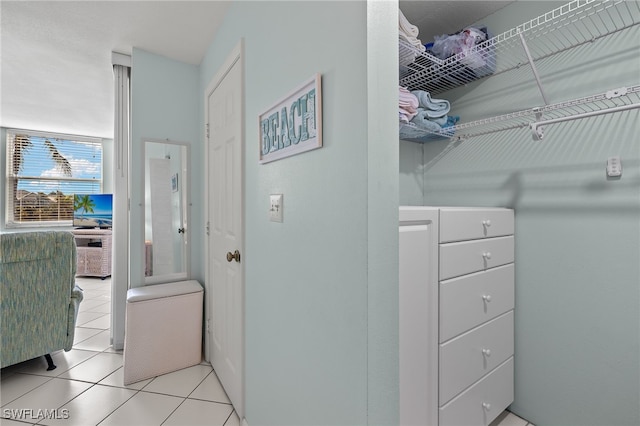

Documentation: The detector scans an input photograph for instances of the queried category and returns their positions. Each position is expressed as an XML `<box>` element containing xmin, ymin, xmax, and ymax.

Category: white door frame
<box><xmin>203</xmin><ymin>39</ymin><xmax>245</xmax><ymax>418</ymax></box>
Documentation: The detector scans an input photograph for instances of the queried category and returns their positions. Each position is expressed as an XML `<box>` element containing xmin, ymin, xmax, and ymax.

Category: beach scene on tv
<box><xmin>73</xmin><ymin>194</ymin><xmax>113</xmax><ymax>228</ymax></box>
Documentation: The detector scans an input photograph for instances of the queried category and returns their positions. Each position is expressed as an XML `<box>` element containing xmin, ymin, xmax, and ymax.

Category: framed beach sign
<box><xmin>259</xmin><ymin>74</ymin><xmax>322</xmax><ymax>164</ymax></box>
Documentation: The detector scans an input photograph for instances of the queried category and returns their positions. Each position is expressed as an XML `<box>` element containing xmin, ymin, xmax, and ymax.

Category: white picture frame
<box><xmin>258</xmin><ymin>74</ymin><xmax>322</xmax><ymax>164</ymax></box>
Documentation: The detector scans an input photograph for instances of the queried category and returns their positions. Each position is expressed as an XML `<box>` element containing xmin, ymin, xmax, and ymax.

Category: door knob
<box><xmin>226</xmin><ymin>250</ymin><xmax>241</xmax><ymax>263</ymax></box>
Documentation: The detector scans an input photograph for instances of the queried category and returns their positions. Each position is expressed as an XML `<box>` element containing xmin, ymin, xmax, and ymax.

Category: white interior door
<box><xmin>205</xmin><ymin>43</ymin><xmax>244</xmax><ymax>418</ymax></box>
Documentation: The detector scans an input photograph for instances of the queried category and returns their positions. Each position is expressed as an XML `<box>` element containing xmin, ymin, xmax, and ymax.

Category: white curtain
<box><xmin>111</xmin><ymin>57</ymin><xmax>130</xmax><ymax>350</ymax></box>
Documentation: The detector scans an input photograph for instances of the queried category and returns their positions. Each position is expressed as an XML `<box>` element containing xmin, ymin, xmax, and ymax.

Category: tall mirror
<box><xmin>143</xmin><ymin>139</ymin><xmax>190</xmax><ymax>284</ymax></box>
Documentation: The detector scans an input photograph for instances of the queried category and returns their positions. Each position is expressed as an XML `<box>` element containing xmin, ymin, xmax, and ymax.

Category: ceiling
<box><xmin>0</xmin><ymin>1</ymin><xmax>512</xmax><ymax>140</ymax></box>
<box><xmin>0</xmin><ymin>1</ymin><xmax>230</xmax><ymax>138</ymax></box>
<box><xmin>400</xmin><ymin>1</ymin><xmax>513</xmax><ymax>44</ymax></box>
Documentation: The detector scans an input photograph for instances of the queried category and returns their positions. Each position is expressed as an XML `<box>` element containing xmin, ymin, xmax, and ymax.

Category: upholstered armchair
<box><xmin>0</xmin><ymin>231</ymin><xmax>84</xmax><ymax>369</ymax></box>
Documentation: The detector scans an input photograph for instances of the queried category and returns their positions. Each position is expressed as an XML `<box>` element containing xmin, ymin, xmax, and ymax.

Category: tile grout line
<box><xmin>4</xmin><ymin>279</ymin><xmax>236</xmax><ymax>426</ymax></box>
<box><xmin>222</xmin><ymin>409</ymin><xmax>235</xmax><ymax>426</ymax></box>
<box><xmin>93</xmin><ymin>387</ymin><xmax>142</xmax><ymax>426</ymax></box>
<box><xmin>0</xmin><ymin>374</ymin><xmax>56</xmax><ymax>409</ymax></box>
<box><xmin>158</xmin><ymin>395</ymin><xmax>189</xmax><ymax>426</ymax></box>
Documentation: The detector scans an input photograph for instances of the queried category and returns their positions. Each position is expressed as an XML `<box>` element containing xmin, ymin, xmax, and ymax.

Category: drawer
<box><xmin>439</xmin><ymin>357</ymin><xmax>514</xmax><ymax>426</ymax></box>
<box><xmin>439</xmin><ymin>311</ymin><xmax>514</xmax><ymax>405</ymax></box>
<box><xmin>440</xmin><ymin>236</ymin><xmax>514</xmax><ymax>280</ymax></box>
<box><xmin>439</xmin><ymin>208</ymin><xmax>514</xmax><ymax>243</ymax></box>
<box><xmin>440</xmin><ymin>264</ymin><xmax>514</xmax><ymax>342</ymax></box>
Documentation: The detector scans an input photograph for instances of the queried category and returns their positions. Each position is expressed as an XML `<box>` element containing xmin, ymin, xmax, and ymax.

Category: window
<box><xmin>6</xmin><ymin>129</ymin><xmax>103</xmax><ymax>227</ymax></box>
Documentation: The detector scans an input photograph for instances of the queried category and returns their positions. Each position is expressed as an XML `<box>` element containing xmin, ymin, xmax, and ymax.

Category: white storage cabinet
<box><xmin>399</xmin><ymin>206</ymin><xmax>515</xmax><ymax>426</ymax></box>
<box><xmin>72</xmin><ymin>228</ymin><xmax>112</xmax><ymax>279</ymax></box>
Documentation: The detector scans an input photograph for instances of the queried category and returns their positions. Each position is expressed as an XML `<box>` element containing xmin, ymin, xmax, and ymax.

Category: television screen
<box><xmin>73</xmin><ymin>194</ymin><xmax>113</xmax><ymax>228</ymax></box>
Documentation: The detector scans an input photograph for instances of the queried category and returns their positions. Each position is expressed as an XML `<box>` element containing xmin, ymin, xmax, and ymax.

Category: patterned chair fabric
<box><xmin>0</xmin><ymin>231</ymin><xmax>84</xmax><ymax>368</ymax></box>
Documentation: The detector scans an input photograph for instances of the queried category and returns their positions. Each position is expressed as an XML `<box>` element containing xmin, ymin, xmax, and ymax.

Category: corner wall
<box><xmin>130</xmin><ymin>49</ymin><xmax>201</xmax><ymax>287</ymax></box>
<box><xmin>408</xmin><ymin>2</ymin><xmax>640</xmax><ymax>425</ymax></box>
<box><xmin>199</xmin><ymin>1</ymin><xmax>398</xmax><ymax>424</ymax></box>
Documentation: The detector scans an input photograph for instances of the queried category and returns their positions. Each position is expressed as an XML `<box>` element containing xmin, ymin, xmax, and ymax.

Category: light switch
<box><xmin>269</xmin><ymin>194</ymin><xmax>283</xmax><ymax>222</ymax></box>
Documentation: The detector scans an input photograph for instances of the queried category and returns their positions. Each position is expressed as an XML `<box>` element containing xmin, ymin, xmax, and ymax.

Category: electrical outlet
<box><xmin>269</xmin><ymin>194</ymin><xmax>283</xmax><ymax>222</ymax></box>
<box><xmin>606</xmin><ymin>156</ymin><xmax>622</xmax><ymax>178</ymax></box>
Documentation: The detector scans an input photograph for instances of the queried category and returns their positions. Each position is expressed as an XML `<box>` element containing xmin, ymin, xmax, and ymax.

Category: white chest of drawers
<box><xmin>400</xmin><ymin>206</ymin><xmax>515</xmax><ymax>426</ymax></box>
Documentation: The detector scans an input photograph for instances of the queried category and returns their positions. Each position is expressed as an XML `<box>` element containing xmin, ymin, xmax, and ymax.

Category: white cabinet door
<box><xmin>399</xmin><ymin>207</ymin><xmax>439</xmax><ymax>426</ymax></box>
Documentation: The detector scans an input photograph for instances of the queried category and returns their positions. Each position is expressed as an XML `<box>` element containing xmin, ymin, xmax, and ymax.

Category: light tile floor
<box><xmin>490</xmin><ymin>410</ymin><xmax>535</xmax><ymax>426</ymax></box>
<box><xmin>1</xmin><ymin>277</ymin><xmax>239</xmax><ymax>426</ymax></box>
<box><xmin>2</xmin><ymin>277</ymin><xmax>533</xmax><ymax>426</ymax></box>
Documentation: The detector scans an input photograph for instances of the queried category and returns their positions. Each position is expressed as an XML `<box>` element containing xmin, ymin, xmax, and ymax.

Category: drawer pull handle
<box><xmin>482</xmin><ymin>294</ymin><xmax>492</xmax><ymax>302</ymax></box>
<box><xmin>482</xmin><ymin>402</ymin><xmax>492</xmax><ymax>411</ymax></box>
<box><xmin>482</xmin><ymin>220</ymin><xmax>492</xmax><ymax>227</ymax></box>
<box><xmin>482</xmin><ymin>348</ymin><xmax>492</xmax><ymax>357</ymax></box>
<box><xmin>482</xmin><ymin>251</ymin><xmax>492</xmax><ymax>260</ymax></box>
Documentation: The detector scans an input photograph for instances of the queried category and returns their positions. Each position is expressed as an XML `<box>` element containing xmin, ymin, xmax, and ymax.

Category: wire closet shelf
<box><xmin>399</xmin><ymin>0</ymin><xmax>640</xmax><ymax>141</ymax></box>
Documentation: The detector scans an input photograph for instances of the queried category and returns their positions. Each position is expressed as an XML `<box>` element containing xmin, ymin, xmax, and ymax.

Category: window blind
<box><xmin>6</xmin><ymin>129</ymin><xmax>103</xmax><ymax>225</ymax></box>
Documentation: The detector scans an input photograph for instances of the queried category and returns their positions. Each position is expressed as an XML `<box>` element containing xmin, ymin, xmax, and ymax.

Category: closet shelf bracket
<box><xmin>530</xmin><ymin>102</ymin><xmax>640</xmax><ymax>141</ymax></box>
<box><xmin>531</xmin><ymin>108</ymin><xmax>545</xmax><ymax>141</ymax></box>
<box><xmin>518</xmin><ymin>32</ymin><xmax>549</xmax><ymax>106</ymax></box>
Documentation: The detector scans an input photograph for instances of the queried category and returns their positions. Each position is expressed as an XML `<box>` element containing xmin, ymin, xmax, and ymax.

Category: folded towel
<box><xmin>429</xmin><ymin>116</ymin><xmax>448</xmax><ymax>127</ymax></box>
<box><xmin>443</xmin><ymin>115</ymin><xmax>460</xmax><ymax>128</ymax></box>
<box><xmin>399</xmin><ymin>107</ymin><xmax>417</xmax><ymax>122</ymax></box>
<box><xmin>409</xmin><ymin>109</ymin><xmax>445</xmax><ymax>133</ymax></box>
<box><xmin>400</xmin><ymin>123</ymin><xmax>455</xmax><ymax>141</ymax></box>
<box><xmin>399</xmin><ymin>87</ymin><xmax>419</xmax><ymax>109</ymax></box>
<box><xmin>411</xmin><ymin>90</ymin><xmax>450</xmax><ymax>118</ymax></box>
<box><xmin>399</xmin><ymin>9</ymin><xmax>419</xmax><ymax>38</ymax></box>
<box><xmin>399</xmin><ymin>9</ymin><xmax>425</xmax><ymax>53</ymax></box>
<box><xmin>408</xmin><ymin>113</ymin><xmax>460</xmax><ymax>128</ymax></box>
<box><xmin>399</xmin><ymin>33</ymin><xmax>425</xmax><ymax>52</ymax></box>
<box><xmin>399</xmin><ymin>86</ymin><xmax>419</xmax><ymax>121</ymax></box>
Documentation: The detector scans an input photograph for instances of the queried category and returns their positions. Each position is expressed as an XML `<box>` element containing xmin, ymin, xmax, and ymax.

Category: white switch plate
<box><xmin>269</xmin><ymin>194</ymin><xmax>283</xmax><ymax>222</ymax></box>
<box><xmin>606</xmin><ymin>156</ymin><xmax>622</xmax><ymax>177</ymax></box>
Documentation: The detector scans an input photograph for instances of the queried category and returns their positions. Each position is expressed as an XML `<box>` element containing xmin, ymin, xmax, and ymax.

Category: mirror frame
<box><xmin>142</xmin><ymin>138</ymin><xmax>191</xmax><ymax>285</ymax></box>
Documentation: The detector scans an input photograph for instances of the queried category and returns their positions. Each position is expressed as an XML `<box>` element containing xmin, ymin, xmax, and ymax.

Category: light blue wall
<box><xmin>199</xmin><ymin>1</ymin><xmax>397</xmax><ymax>424</ymax></box>
<box><xmin>130</xmin><ymin>49</ymin><xmax>201</xmax><ymax>287</ymax></box>
<box><xmin>400</xmin><ymin>2</ymin><xmax>639</xmax><ymax>425</ymax></box>
<box><xmin>366</xmin><ymin>2</ymin><xmax>400</xmax><ymax>423</ymax></box>
<box><xmin>399</xmin><ymin>139</ymin><xmax>424</xmax><ymax>205</ymax></box>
